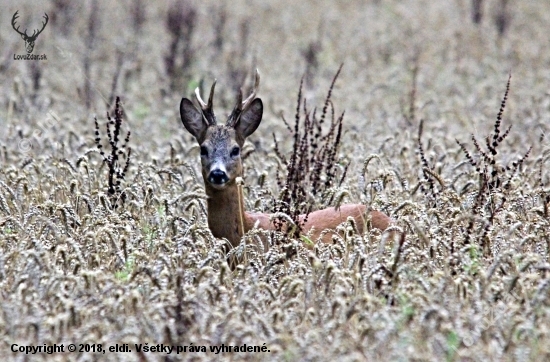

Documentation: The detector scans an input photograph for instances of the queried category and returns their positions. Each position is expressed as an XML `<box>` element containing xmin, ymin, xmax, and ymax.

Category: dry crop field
<box><xmin>1</xmin><ymin>0</ymin><xmax>550</xmax><ymax>361</ymax></box>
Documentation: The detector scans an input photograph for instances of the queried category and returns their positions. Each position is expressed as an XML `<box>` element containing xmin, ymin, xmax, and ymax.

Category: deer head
<box><xmin>12</xmin><ymin>11</ymin><xmax>49</xmax><ymax>54</ymax></box>
<box><xmin>180</xmin><ymin>70</ymin><xmax>263</xmax><ymax>191</ymax></box>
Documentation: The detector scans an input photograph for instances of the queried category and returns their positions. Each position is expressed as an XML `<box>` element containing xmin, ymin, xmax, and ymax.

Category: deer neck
<box><xmin>205</xmin><ymin>182</ymin><xmax>249</xmax><ymax>248</ymax></box>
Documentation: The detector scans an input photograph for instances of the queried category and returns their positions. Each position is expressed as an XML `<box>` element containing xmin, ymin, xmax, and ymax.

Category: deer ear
<box><xmin>235</xmin><ymin>98</ymin><xmax>263</xmax><ymax>139</ymax></box>
<box><xmin>180</xmin><ymin>98</ymin><xmax>207</xmax><ymax>142</ymax></box>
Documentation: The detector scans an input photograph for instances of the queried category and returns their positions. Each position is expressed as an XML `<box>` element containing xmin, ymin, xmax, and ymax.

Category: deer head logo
<box><xmin>12</xmin><ymin>11</ymin><xmax>49</xmax><ymax>54</ymax></box>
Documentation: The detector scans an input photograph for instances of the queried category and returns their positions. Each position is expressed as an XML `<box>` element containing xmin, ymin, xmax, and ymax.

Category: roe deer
<box><xmin>179</xmin><ymin>71</ymin><xmax>394</xmax><ymax>251</ymax></box>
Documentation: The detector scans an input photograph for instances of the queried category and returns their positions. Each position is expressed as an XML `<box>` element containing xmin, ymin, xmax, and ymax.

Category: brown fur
<box><xmin>206</xmin><ymin>181</ymin><xmax>394</xmax><ymax>250</ymax></box>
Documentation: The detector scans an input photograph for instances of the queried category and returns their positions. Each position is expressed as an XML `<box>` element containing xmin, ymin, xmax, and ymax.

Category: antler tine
<box><xmin>194</xmin><ymin>87</ymin><xmax>207</xmax><ymax>109</ymax></box>
<box><xmin>194</xmin><ymin>80</ymin><xmax>216</xmax><ymax>110</ymax></box>
<box><xmin>236</xmin><ymin>88</ymin><xmax>243</xmax><ymax>109</ymax></box>
<box><xmin>35</xmin><ymin>13</ymin><xmax>49</xmax><ymax>36</ymax></box>
<box><xmin>12</xmin><ymin>11</ymin><xmax>26</xmax><ymax>37</ymax></box>
<box><xmin>241</xmin><ymin>69</ymin><xmax>260</xmax><ymax>109</ymax></box>
<box><xmin>194</xmin><ymin>80</ymin><xmax>217</xmax><ymax>125</ymax></box>
<box><xmin>207</xmin><ymin>79</ymin><xmax>216</xmax><ymax>109</ymax></box>
<box><xmin>227</xmin><ymin>70</ymin><xmax>260</xmax><ymax>127</ymax></box>
<box><xmin>12</xmin><ymin>11</ymin><xmax>19</xmax><ymax>25</ymax></box>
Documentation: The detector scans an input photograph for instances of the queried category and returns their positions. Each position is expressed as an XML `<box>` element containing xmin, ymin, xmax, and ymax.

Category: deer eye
<box><xmin>200</xmin><ymin>146</ymin><xmax>208</xmax><ymax>157</ymax></box>
<box><xmin>230</xmin><ymin>146</ymin><xmax>240</xmax><ymax>157</ymax></box>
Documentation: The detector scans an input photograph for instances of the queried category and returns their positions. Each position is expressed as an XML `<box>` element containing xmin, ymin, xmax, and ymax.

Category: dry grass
<box><xmin>1</xmin><ymin>0</ymin><xmax>550</xmax><ymax>361</ymax></box>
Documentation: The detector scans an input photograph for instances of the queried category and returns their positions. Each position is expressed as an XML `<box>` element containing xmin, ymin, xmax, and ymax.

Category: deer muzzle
<box><xmin>208</xmin><ymin>169</ymin><xmax>229</xmax><ymax>186</ymax></box>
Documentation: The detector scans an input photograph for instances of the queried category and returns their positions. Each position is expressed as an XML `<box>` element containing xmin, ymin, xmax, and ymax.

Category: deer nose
<box><xmin>208</xmin><ymin>169</ymin><xmax>229</xmax><ymax>185</ymax></box>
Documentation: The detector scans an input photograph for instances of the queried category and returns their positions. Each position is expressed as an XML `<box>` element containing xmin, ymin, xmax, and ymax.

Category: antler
<box><xmin>194</xmin><ymin>80</ymin><xmax>217</xmax><ymax>125</ymax></box>
<box><xmin>32</xmin><ymin>13</ymin><xmax>49</xmax><ymax>39</ymax></box>
<box><xmin>227</xmin><ymin>69</ymin><xmax>260</xmax><ymax>127</ymax></box>
<box><xmin>11</xmin><ymin>11</ymin><xmax>48</xmax><ymax>40</ymax></box>
<box><xmin>11</xmin><ymin>11</ymin><xmax>27</xmax><ymax>37</ymax></box>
